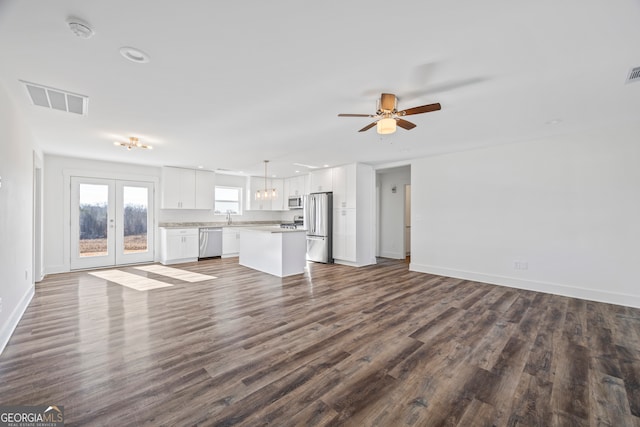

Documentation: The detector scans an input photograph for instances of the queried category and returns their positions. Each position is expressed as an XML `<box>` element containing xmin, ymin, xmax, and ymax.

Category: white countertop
<box><xmin>158</xmin><ymin>221</ymin><xmax>282</xmax><ymax>229</ymax></box>
<box><xmin>239</xmin><ymin>226</ymin><xmax>306</xmax><ymax>234</ymax></box>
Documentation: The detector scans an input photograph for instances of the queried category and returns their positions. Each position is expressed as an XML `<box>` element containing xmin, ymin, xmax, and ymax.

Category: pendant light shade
<box><xmin>255</xmin><ymin>160</ymin><xmax>277</xmax><ymax>200</ymax></box>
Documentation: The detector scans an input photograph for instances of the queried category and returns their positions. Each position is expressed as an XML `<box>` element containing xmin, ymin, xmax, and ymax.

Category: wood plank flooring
<box><xmin>1</xmin><ymin>258</ymin><xmax>640</xmax><ymax>426</ymax></box>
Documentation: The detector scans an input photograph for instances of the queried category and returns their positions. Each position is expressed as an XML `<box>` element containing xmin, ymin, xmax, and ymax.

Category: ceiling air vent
<box><xmin>626</xmin><ymin>67</ymin><xmax>640</xmax><ymax>84</ymax></box>
<box><xmin>20</xmin><ymin>81</ymin><xmax>88</xmax><ymax>115</ymax></box>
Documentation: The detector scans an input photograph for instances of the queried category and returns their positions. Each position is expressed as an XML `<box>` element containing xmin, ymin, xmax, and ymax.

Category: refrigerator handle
<box><xmin>310</xmin><ymin>196</ymin><xmax>316</xmax><ymax>235</ymax></box>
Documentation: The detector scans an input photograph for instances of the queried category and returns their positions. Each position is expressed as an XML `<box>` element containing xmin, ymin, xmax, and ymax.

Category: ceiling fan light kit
<box><xmin>339</xmin><ymin>93</ymin><xmax>441</xmax><ymax>134</ymax></box>
<box><xmin>377</xmin><ymin>117</ymin><xmax>396</xmax><ymax>134</ymax></box>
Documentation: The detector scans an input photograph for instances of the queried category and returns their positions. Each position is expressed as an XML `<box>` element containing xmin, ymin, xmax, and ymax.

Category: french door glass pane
<box><xmin>78</xmin><ymin>183</ymin><xmax>109</xmax><ymax>257</ymax></box>
<box><xmin>123</xmin><ymin>186</ymin><xmax>148</xmax><ymax>254</ymax></box>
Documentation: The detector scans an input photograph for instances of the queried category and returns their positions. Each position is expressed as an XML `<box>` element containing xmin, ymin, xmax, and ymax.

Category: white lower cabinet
<box><xmin>333</xmin><ymin>209</ymin><xmax>357</xmax><ymax>262</ymax></box>
<box><xmin>222</xmin><ymin>227</ymin><xmax>241</xmax><ymax>257</ymax></box>
<box><xmin>160</xmin><ymin>228</ymin><xmax>199</xmax><ymax>265</ymax></box>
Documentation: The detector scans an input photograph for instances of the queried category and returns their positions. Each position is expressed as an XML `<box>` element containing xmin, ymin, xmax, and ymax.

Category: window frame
<box><xmin>214</xmin><ymin>185</ymin><xmax>243</xmax><ymax>215</ymax></box>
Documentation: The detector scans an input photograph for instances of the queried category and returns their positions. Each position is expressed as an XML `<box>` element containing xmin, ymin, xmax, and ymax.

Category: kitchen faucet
<box><xmin>226</xmin><ymin>210</ymin><xmax>232</xmax><ymax>225</ymax></box>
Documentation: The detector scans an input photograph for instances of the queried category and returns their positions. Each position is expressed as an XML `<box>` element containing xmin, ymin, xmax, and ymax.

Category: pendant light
<box><xmin>255</xmin><ymin>160</ymin><xmax>277</xmax><ymax>200</ymax></box>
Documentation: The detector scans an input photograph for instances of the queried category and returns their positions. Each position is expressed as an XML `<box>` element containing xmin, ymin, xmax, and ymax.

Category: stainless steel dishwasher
<box><xmin>199</xmin><ymin>227</ymin><xmax>223</xmax><ymax>259</ymax></box>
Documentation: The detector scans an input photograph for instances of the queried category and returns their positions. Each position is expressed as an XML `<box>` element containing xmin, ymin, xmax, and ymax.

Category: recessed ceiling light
<box><xmin>295</xmin><ymin>170</ymin><xmax>300</xmax><ymax>173</ymax></box>
<box><xmin>119</xmin><ymin>46</ymin><xmax>150</xmax><ymax>63</ymax></box>
<box><xmin>323</xmin><ymin>164</ymin><xmax>329</xmax><ymax>168</ymax></box>
<box><xmin>197</xmin><ymin>165</ymin><xmax>204</xmax><ymax>169</ymax></box>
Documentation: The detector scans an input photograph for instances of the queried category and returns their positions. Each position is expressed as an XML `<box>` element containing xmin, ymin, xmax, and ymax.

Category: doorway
<box><xmin>405</xmin><ymin>184</ymin><xmax>411</xmax><ymax>257</ymax></box>
<box><xmin>70</xmin><ymin>177</ymin><xmax>154</xmax><ymax>270</ymax></box>
<box><xmin>376</xmin><ymin>165</ymin><xmax>411</xmax><ymax>259</ymax></box>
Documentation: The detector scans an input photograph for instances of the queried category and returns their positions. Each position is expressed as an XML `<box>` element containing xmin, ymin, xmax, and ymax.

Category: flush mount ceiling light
<box><xmin>119</xmin><ymin>46</ymin><xmax>150</xmax><ymax>63</ymax></box>
<box><xmin>255</xmin><ymin>160</ymin><xmax>277</xmax><ymax>200</ymax></box>
<box><xmin>114</xmin><ymin>137</ymin><xmax>152</xmax><ymax>150</ymax></box>
<box><xmin>66</xmin><ymin>17</ymin><xmax>95</xmax><ymax>39</ymax></box>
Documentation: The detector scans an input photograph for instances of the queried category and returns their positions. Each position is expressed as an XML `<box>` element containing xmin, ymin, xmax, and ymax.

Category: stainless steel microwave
<box><xmin>288</xmin><ymin>195</ymin><xmax>303</xmax><ymax>209</ymax></box>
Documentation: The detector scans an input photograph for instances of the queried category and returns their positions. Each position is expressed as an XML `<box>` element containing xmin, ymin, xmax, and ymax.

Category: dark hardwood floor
<box><xmin>1</xmin><ymin>258</ymin><xmax>640</xmax><ymax>426</ymax></box>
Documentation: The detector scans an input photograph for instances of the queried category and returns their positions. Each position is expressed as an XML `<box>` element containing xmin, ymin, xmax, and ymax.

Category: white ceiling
<box><xmin>1</xmin><ymin>0</ymin><xmax>639</xmax><ymax>177</ymax></box>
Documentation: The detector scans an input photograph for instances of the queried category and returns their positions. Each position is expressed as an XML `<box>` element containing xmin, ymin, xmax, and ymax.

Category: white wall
<box><xmin>410</xmin><ymin>121</ymin><xmax>640</xmax><ymax>308</ymax></box>
<box><xmin>377</xmin><ymin>167</ymin><xmax>410</xmax><ymax>259</ymax></box>
<box><xmin>0</xmin><ymin>82</ymin><xmax>38</xmax><ymax>353</ymax></box>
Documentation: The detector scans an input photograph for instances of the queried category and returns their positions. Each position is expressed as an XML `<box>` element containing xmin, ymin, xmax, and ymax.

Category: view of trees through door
<box><xmin>71</xmin><ymin>177</ymin><xmax>154</xmax><ymax>270</ymax></box>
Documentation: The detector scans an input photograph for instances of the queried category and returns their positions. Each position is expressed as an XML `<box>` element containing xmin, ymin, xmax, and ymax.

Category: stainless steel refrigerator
<box><xmin>303</xmin><ymin>192</ymin><xmax>333</xmax><ymax>263</ymax></box>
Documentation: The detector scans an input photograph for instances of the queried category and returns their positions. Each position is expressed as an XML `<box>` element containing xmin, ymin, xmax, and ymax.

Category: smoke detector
<box><xmin>66</xmin><ymin>18</ymin><xmax>94</xmax><ymax>39</ymax></box>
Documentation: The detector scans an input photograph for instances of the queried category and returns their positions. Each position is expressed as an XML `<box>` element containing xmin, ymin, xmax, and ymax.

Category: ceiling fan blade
<box><xmin>358</xmin><ymin>122</ymin><xmax>377</xmax><ymax>132</ymax></box>
<box><xmin>398</xmin><ymin>102</ymin><xmax>441</xmax><ymax>116</ymax></box>
<box><xmin>401</xmin><ymin>77</ymin><xmax>488</xmax><ymax>101</ymax></box>
<box><xmin>338</xmin><ymin>113</ymin><xmax>375</xmax><ymax>117</ymax></box>
<box><xmin>396</xmin><ymin>119</ymin><xmax>416</xmax><ymax>130</ymax></box>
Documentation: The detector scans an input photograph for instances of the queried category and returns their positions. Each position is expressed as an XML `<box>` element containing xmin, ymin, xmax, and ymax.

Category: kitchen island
<box><xmin>239</xmin><ymin>227</ymin><xmax>307</xmax><ymax>277</ymax></box>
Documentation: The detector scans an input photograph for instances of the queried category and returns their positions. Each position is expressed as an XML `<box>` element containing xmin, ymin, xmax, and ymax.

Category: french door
<box><xmin>70</xmin><ymin>177</ymin><xmax>155</xmax><ymax>270</ymax></box>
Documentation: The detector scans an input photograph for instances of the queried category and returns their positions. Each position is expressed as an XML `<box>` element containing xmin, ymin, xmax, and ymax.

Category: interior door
<box><xmin>71</xmin><ymin>177</ymin><xmax>154</xmax><ymax>270</ymax></box>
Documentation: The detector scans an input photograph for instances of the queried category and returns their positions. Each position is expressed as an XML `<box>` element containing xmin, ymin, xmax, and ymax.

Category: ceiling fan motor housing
<box><xmin>380</xmin><ymin>93</ymin><xmax>397</xmax><ymax>112</ymax></box>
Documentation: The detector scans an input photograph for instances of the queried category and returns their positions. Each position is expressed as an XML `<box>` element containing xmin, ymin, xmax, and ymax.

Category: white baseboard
<box><xmin>334</xmin><ymin>257</ymin><xmax>377</xmax><ymax>268</ymax></box>
<box><xmin>379</xmin><ymin>251</ymin><xmax>405</xmax><ymax>260</ymax></box>
<box><xmin>45</xmin><ymin>264</ymin><xmax>67</xmax><ymax>275</ymax></box>
<box><xmin>0</xmin><ymin>285</ymin><xmax>34</xmax><ymax>355</ymax></box>
<box><xmin>410</xmin><ymin>263</ymin><xmax>640</xmax><ymax>309</ymax></box>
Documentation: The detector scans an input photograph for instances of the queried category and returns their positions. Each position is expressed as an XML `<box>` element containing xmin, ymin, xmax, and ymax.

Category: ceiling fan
<box><xmin>338</xmin><ymin>93</ymin><xmax>441</xmax><ymax>134</ymax></box>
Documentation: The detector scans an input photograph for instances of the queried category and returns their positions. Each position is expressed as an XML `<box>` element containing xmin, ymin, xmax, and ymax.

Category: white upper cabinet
<box><xmin>332</xmin><ymin>164</ymin><xmax>357</xmax><ymax>209</ymax></box>
<box><xmin>161</xmin><ymin>167</ymin><xmax>196</xmax><ymax>209</ymax></box>
<box><xmin>161</xmin><ymin>167</ymin><xmax>215</xmax><ymax>210</ymax></box>
<box><xmin>309</xmin><ymin>168</ymin><xmax>333</xmax><ymax>193</ymax></box>
<box><xmin>195</xmin><ymin>170</ymin><xmax>216</xmax><ymax>209</ymax></box>
<box><xmin>284</xmin><ymin>174</ymin><xmax>309</xmax><ymax>197</ymax></box>
<box><xmin>293</xmin><ymin>174</ymin><xmax>309</xmax><ymax>196</ymax></box>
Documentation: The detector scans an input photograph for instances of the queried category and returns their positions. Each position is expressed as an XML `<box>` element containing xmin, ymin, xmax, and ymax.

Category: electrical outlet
<box><xmin>25</xmin><ymin>270</ymin><xmax>28</xmax><ymax>281</ymax></box>
<box><xmin>514</xmin><ymin>261</ymin><xmax>528</xmax><ymax>270</ymax></box>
